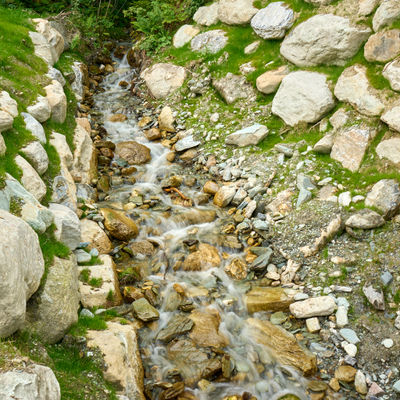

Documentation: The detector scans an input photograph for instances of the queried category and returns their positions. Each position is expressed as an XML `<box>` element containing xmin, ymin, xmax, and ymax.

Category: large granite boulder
<box><xmin>191</xmin><ymin>30</ymin><xmax>228</xmax><ymax>54</ymax></box>
<box><xmin>376</xmin><ymin>137</ymin><xmax>400</xmax><ymax>164</ymax></box>
<box><xmin>364</xmin><ymin>30</ymin><xmax>400</xmax><ymax>63</ymax></box>
<box><xmin>193</xmin><ymin>2</ymin><xmax>219</xmax><ymax>26</ymax></box>
<box><xmin>26</xmin><ymin>255</ymin><xmax>80</xmax><ymax>344</ymax></box>
<box><xmin>365</xmin><ymin>179</ymin><xmax>400</xmax><ymax>219</ymax></box>
<box><xmin>80</xmin><ymin>218</ymin><xmax>113</xmax><ymax>254</ymax></box>
<box><xmin>45</xmin><ymin>80</ymin><xmax>67</xmax><ymax>123</ymax></box>
<box><xmin>272</xmin><ymin>71</ymin><xmax>335</xmax><ymax>126</ymax></box>
<box><xmin>140</xmin><ymin>63</ymin><xmax>187</xmax><ymax>99</ymax></box>
<box><xmin>0</xmin><ymin>210</ymin><xmax>44</xmax><ymax>338</ymax></box>
<box><xmin>373</xmin><ymin>0</ymin><xmax>400</xmax><ymax>32</ymax></box>
<box><xmin>218</xmin><ymin>0</ymin><xmax>258</xmax><ymax>25</ymax></box>
<box><xmin>334</xmin><ymin>64</ymin><xmax>385</xmax><ymax>116</ymax></box>
<box><xmin>280</xmin><ymin>14</ymin><xmax>370</xmax><ymax>66</ymax></box>
<box><xmin>26</xmin><ymin>96</ymin><xmax>51</xmax><ymax>124</ymax></box>
<box><xmin>0</xmin><ymin>363</ymin><xmax>60</xmax><ymax>400</ymax></box>
<box><xmin>251</xmin><ymin>2</ymin><xmax>294</xmax><ymax>39</ymax></box>
<box><xmin>21</xmin><ymin>141</ymin><xmax>49</xmax><ymax>175</ymax></box>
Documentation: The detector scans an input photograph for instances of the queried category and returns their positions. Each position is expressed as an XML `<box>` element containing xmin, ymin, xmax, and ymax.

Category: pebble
<box><xmin>336</xmin><ymin>305</ymin><xmax>348</xmax><ymax>328</ymax></box>
<box><xmin>339</xmin><ymin>328</ymin><xmax>360</xmax><ymax>344</ymax></box>
<box><xmin>74</xmin><ymin>249</ymin><xmax>92</xmax><ymax>264</ymax></box>
<box><xmin>381</xmin><ymin>338</ymin><xmax>393</xmax><ymax>348</ymax></box>
<box><xmin>306</xmin><ymin>317</ymin><xmax>321</xmax><ymax>333</ymax></box>
<box><xmin>355</xmin><ymin>370</ymin><xmax>368</xmax><ymax>395</ymax></box>
<box><xmin>381</xmin><ymin>271</ymin><xmax>393</xmax><ymax>286</ymax></box>
<box><xmin>80</xmin><ymin>308</ymin><xmax>94</xmax><ymax>318</ymax></box>
<box><xmin>343</xmin><ymin>342</ymin><xmax>357</xmax><ymax>357</ymax></box>
<box><xmin>338</xmin><ymin>191</ymin><xmax>351</xmax><ymax>206</ymax></box>
<box><xmin>294</xmin><ymin>293</ymin><xmax>309</xmax><ymax>301</ymax></box>
<box><xmin>393</xmin><ymin>380</ymin><xmax>400</xmax><ymax>393</ymax></box>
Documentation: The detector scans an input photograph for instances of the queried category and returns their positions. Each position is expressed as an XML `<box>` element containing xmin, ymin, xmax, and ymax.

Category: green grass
<box><xmin>69</xmin><ymin>315</ymin><xmax>108</xmax><ymax>336</ymax></box>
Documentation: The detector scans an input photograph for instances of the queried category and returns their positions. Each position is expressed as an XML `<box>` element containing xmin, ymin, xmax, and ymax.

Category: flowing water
<box><xmin>92</xmin><ymin>51</ymin><xmax>309</xmax><ymax>400</ymax></box>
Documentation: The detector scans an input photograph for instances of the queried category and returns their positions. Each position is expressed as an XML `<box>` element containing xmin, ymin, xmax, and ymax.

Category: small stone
<box><xmin>244</xmin><ymin>41</ymin><xmax>260</xmax><ymax>54</ymax></box>
<box><xmin>335</xmin><ymin>365</ymin><xmax>356</xmax><ymax>382</ymax></box>
<box><xmin>382</xmin><ymin>338</ymin><xmax>394</xmax><ymax>348</ymax></box>
<box><xmin>175</xmin><ymin>135</ymin><xmax>200</xmax><ymax>152</ymax></box>
<box><xmin>225</xmin><ymin>124</ymin><xmax>268</xmax><ymax>147</ymax></box>
<box><xmin>158</xmin><ymin>106</ymin><xmax>175</xmax><ymax>132</ymax></box>
<box><xmin>329</xmin><ymin>378</ymin><xmax>340</xmax><ymax>392</ymax></box>
<box><xmin>355</xmin><ymin>370</ymin><xmax>368</xmax><ymax>395</ymax></box>
<box><xmin>345</xmin><ymin>209</ymin><xmax>385</xmax><ymax>229</ymax></box>
<box><xmin>336</xmin><ymin>306</ymin><xmax>348</xmax><ymax>328</ymax></box>
<box><xmin>338</xmin><ymin>191</ymin><xmax>351</xmax><ymax>207</ymax></box>
<box><xmin>381</xmin><ymin>271</ymin><xmax>393</xmax><ymax>286</ymax></box>
<box><xmin>393</xmin><ymin>380</ymin><xmax>400</xmax><ymax>393</ymax></box>
<box><xmin>289</xmin><ymin>296</ymin><xmax>337</xmax><ymax>318</ymax></box>
<box><xmin>306</xmin><ymin>317</ymin><xmax>321</xmax><ymax>333</ymax></box>
<box><xmin>191</xmin><ymin>30</ymin><xmax>228</xmax><ymax>54</ymax></box>
<box><xmin>213</xmin><ymin>186</ymin><xmax>236</xmax><ymax>207</ymax></box>
<box><xmin>132</xmin><ymin>298</ymin><xmax>159</xmax><ymax>322</ymax></box>
<box><xmin>74</xmin><ymin>249</ymin><xmax>91</xmax><ymax>264</ymax></box>
<box><xmin>270</xmin><ymin>311</ymin><xmax>287</xmax><ymax>325</ymax></box>
<box><xmin>343</xmin><ymin>342</ymin><xmax>357</xmax><ymax>357</ymax></box>
<box><xmin>80</xmin><ymin>308</ymin><xmax>94</xmax><ymax>318</ymax></box>
<box><xmin>339</xmin><ymin>328</ymin><xmax>360</xmax><ymax>344</ymax></box>
<box><xmin>173</xmin><ymin>24</ymin><xmax>200</xmax><ymax>48</ymax></box>
<box><xmin>363</xmin><ymin>284</ymin><xmax>385</xmax><ymax>310</ymax></box>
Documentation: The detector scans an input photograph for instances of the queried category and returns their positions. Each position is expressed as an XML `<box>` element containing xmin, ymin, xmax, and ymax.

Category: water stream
<box><xmin>92</xmin><ymin>50</ymin><xmax>309</xmax><ymax>400</ymax></box>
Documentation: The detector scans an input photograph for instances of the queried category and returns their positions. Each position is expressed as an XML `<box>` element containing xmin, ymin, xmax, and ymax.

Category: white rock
<box><xmin>21</xmin><ymin>141</ymin><xmax>49</xmax><ymax>175</ymax></box>
<box><xmin>45</xmin><ymin>80</ymin><xmax>67</xmax><ymax>123</ymax></box>
<box><xmin>0</xmin><ymin>134</ymin><xmax>5</xmax><ymax>156</ymax></box>
<box><xmin>373</xmin><ymin>0</ymin><xmax>400</xmax><ymax>32</ymax></box>
<box><xmin>0</xmin><ymin>110</ymin><xmax>14</xmax><ymax>132</ymax></box>
<box><xmin>26</xmin><ymin>255</ymin><xmax>79</xmax><ymax>344</ymax></box>
<box><xmin>289</xmin><ymin>296</ymin><xmax>337</xmax><ymax>318</ymax></box>
<box><xmin>21</xmin><ymin>112</ymin><xmax>46</xmax><ymax>144</ymax></box>
<box><xmin>29</xmin><ymin>31</ymin><xmax>56</xmax><ymax>66</ymax></box>
<box><xmin>0</xmin><ymin>174</ymin><xmax>53</xmax><ymax>233</ymax></box>
<box><xmin>0</xmin><ymin>91</ymin><xmax>18</xmax><ymax>118</ymax></box>
<box><xmin>334</xmin><ymin>64</ymin><xmax>385</xmax><ymax>116</ymax></box>
<box><xmin>365</xmin><ymin>179</ymin><xmax>400</xmax><ymax>219</ymax></box>
<box><xmin>272</xmin><ymin>71</ymin><xmax>335</xmax><ymax>126</ymax></box>
<box><xmin>51</xmin><ymin>163</ymin><xmax>77</xmax><ymax>212</ymax></box>
<box><xmin>32</xmin><ymin>18</ymin><xmax>64</xmax><ymax>65</ymax></box>
<box><xmin>80</xmin><ymin>219</ymin><xmax>113</xmax><ymax>254</ymax></box>
<box><xmin>50</xmin><ymin>131</ymin><xmax>73</xmax><ymax>168</ymax></box>
<box><xmin>376</xmin><ymin>137</ymin><xmax>400</xmax><ymax>164</ymax></box>
<box><xmin>330</xmin><ymin>108</ymin><xmax>350</xmax><ymax>131</ymax></box>
<box><xmin>313</xmin><ymin>133</ymin><xmax>334</xmax><ymax>154</ymax></box>
<box><xmin>173</xmin><ymin>24</ymin><xmax>200</xmax><ymax>48</ymax></box>
<box><xmin>71</xmin><ymin>121</ymin><xmax>97</xmax><ymax>185</ymax></box>
<box><xmin>194</xmin><ymin>2</ymin><xmax>220</xmax><ymax>26</ymax></box>
<box><xmin>382</xmin><ymin>338</ymin><xmax>394</xmax><ymax>348</ymax></box>
<box><xmin>218</xmin><ymin>0</ymin><xmax>258</xmax><ymax>25</ymax></box>
<box><xmin>0</xmin><ymin>210</ymin><xmax>44</xmax><ymax>337</ymax></box>
<box><xmin>46</xmin><ymin>67</ymin><xmax>66</xmax><ymax>86</ymax></box>
<box><xmin>26</xmin><ymin>96</ymin><xmax>51</xmax><ymax>123</ymax></box>
<box><xmin>250</xmin><ymin>2</ymin><xmax>294</xmax><ymax>39</ymax></box>
<box><xmin>336</xmin><ymin>305</ymin><xmax>349</xmax><ymax>327</ymax></box>
<box><xmin>244</xmin><ymin>40</ymin><xmax>260</xmax><ymax>54</ymax></box>
<box><xmin>280</xmin><ymin>14</ymin><xmax>371</xmax><ymax>67</ymax></box>
<box><xmin>225</xmin><ymin>124</ymin><xmax>269</xmax><ymax>147</ymax></box>
<box><xmin>140</xmin><ymin>63</ymin><xmax>187</xmax><ymax>99</ymax></box>
<box><xmin>359</xmin><ymin>0</ymin><xmax>380</xmax><ymax>16</ymax></box>
<box><xmin>191</xmin><ymin>29</ymin><xmax>228</xmax><ymax>54</ymax></box>
<box><xmin>15</xmin><ymin>155</ymin><xmax>47</xmax><ymax>201</ymax></box>
<box><xmin>306</xmin><ymin>317</ymin><xmax>321</xmax><ymax>333</ymax></box>
<box><xmin>86</xmin><ymin>322</ymin><xmax>145</xmax><ymax>400</ymax></box>
<box><xmin>383</xmin><ymin>59</ymin><xmax>400</xmax><ymax>91</ymax></box>
<box><xmin>49</xmin><ymin>203</ymin><xmax>81</xmax><ymax>250</ymax></box>
<box><xmin>338</xmin><ymin>191</ymin><xmax>352</xmax><ymax>207</ymax></box>
<box><xmin>355</xmin><ymin>370</ymin><xmax>368</xmax><ymax>395</ymax></box>
<box><xmin>0</xmin><ymin>363</ymin><xmax>60</xmax><ymax>400</ymax></box>
<box><xmin>78</xmin><ymin>255</ymin><xmax>122</xmax><ymax>308</ymax></box>
<box><xmin>343</xmin><ymin>342</ymin><xmax>357</xmax><ymax>357</ymax></box>
<box><xmin>381</xmin><ymin>105</ymin><xmax>400</xmax><ymax>132</ymax></box>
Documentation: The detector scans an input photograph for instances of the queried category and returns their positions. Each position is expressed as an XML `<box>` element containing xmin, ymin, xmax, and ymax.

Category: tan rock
<box><xmin>144</xmin><ymin>128</ymin><xmax>162</xmax><ymax>141</ymax></box>
<box><xmin>182</xmin><ymin>243</ymin><xmax>221</xmax><ymax>271</ymax></box>
<box><xmin>189</xmin><ymin>308</ymin><xmax>229</xmax><ymax>348</ymax></box>
<box><xmin>45</xmin><ymin>80</ymin><xmax>67</xmax><ymax>123</ymax></box>
<box><xmin>158</xmin><ymin>106</ymin><xmax>175</xmax><ymax>132</ymax></box>
<box><xmin>225</xmin><ymin>258</ymin><xmax>247</xmax><ymax>280</ymax></box>
<box><xmin>213</xmin><ymin>185</ymin><xmax>236</xmax><ymax>207</ymax></box>
<box><xmin>100</xmin><ymin>208</ymin><xmax>139</xmax><ymax>241</ymax></box>
<box><xmin>15</xmin><ymin>155</ymin><xmax>47</xmax><ymax>201</ymax></box>
<box><xmin>306</xmin><ymin>317</ymin><xmax>321</xmax><ymax>333</ymax></box>
<box><xmin>331</xmin><ymin>127</ymin><xmax>372</xmax><ymax>172</ymax></box>
<box><xmin>381</xmin><ymin>105</ymin><xmax>400</xmax><ymax>132</ymax></box>
<box><xmin>246</xmin><ymin>318</ymin><xmax>317</xmax><ymax>375</ymax></box>
<box><xmin>173</xmin><ymin>24</ymin><xmax>200</xmax><ymax>48</ymax></box>
<box><xmin>364</xmin><ymin>30</ymin><xmax>400</xmax><ymax>63</ymax></box>
<box><xmin>80</xmin><ymin>218</ymin><xmax>113</xmax><ymax>254</ymax></box>
<box><xmin>376</xmin><ymin>137</ymin><xmax>400</xmax><ymax>164</ymax></box>
<box><xmin>203</xmin><ymin>180</ymin><xmax>219</xmax><ymax>195</ymax></box>
<box><xmin>87</xmin><ymin>322</ymin><xmax>145</xmax><ymax>399</ymax></box>
<box><xmin>115</xmin><ymin>141</ymin><xmax>151</xmax><ymax>165</ymax></box>
<box><xmin>78</xmin><ymin>255</ymin><xmax>122</xmax><ymax>308</ymax></box>
<box><xmin>71</xmin><ymin>122</ymin><xmax>97</xmax><ymax>184</ymax></box>
<box><xmin>335</xmin><ymin>365</ymin><xmax>357</xmax><ymax>382</ymax></box>
<box><xmin>108</xmin><ymin>113</ymin><xmax>127</xmax><ymax>122</ymax></box>
<box><xmin>256</xmin><ymin>66</ymin><xmax>289</xmax><ymax>94</ymax></box>
<box><xmin>265</xmin><ymin>189</ymin><xmax>294</xmax><ymax>215</ymax></box>
<box><xmin>218</xmin><ymin>0</ymin><xmax>258</xmax><ymax>25</ymax></box>
<box><xmin>245</xmin><ymin>287</ymin><xmax>297</xmax><ymax>313</ymax></box>
<box><xmin>289</xmin><ymin>296</ymin><xmax>337</xmax><ymax>318</ymax></box>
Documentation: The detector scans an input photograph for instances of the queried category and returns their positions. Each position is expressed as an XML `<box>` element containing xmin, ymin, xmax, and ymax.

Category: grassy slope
<box><xmin>155</xmin><ymin>0</ymin><xmax>400</xmax><ymax>195</ymax></box>
<box><xmin>0</xmin><ymin>6</ymin><xmax>120</xmax><ymax>399</ymax></box>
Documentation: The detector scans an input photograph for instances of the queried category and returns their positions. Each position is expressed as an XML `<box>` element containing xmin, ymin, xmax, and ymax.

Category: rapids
<box><xmin>92</xmin><ymin>50</ymin><xmax>309</xmax><ymax>400</ymax></box>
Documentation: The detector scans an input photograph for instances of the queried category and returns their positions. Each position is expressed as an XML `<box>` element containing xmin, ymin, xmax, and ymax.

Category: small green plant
<box><xmin>106</xmin><ymin>290</ymin><xmax>114</xmax><ymax>302</ymax></box>
<box><xmin>89</xmin><ymin>277</ymin><xmax>103</xmax><ymax>288</ymax></box>
<box><xmin>79</xmin><ymin>268</ymin><xmax>90</xmax><ymax>283</ymax></box>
